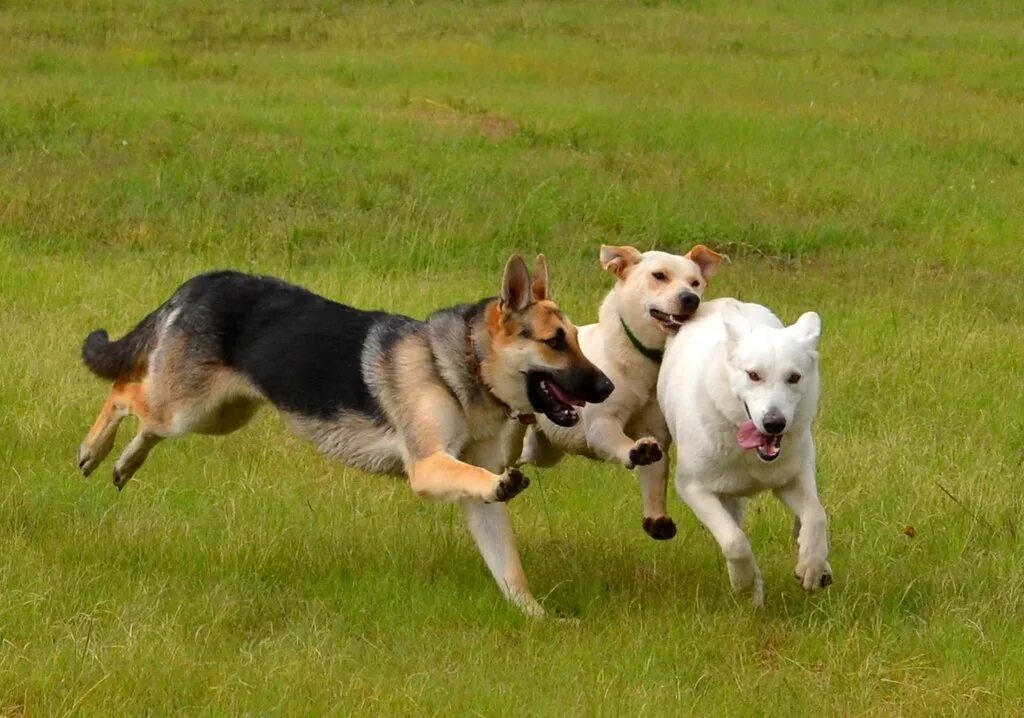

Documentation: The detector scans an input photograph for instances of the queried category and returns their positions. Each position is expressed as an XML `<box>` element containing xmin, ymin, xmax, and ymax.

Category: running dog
<box><xmin>658</xmin><ymin>298</ymin><xmax>832</xmax><ymax>606</ymax></box>
<box><xmin>77</xmin><ymin>255</ymin><xmax>613</xmax><ymax>616</ymax></box>
<box><xmin>520</xmin><ymin>244</ymin><xmax>722</xmax><ymax>540</ymax></box>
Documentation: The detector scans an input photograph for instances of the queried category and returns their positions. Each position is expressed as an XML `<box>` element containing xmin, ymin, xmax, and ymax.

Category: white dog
<box><xmin>658</xmin><ymin>298</ymin><xmax>832</xmax><ymax>605</ymax></box>
<box><xmin>521</xmin><ymin>244</ymin><xmax>722</xmax><ymax>539</ymax></box>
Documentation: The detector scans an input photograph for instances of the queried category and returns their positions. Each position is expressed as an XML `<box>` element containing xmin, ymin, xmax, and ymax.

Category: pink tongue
<box><xmin>737</xmin><ymin>420</ymin><xmax>767</xmax><ymax>450</ymax></box>
<box><xmin>548</xmin><ymin>381</ymin><xmax>585</xmax><ymax>407</ymax></box>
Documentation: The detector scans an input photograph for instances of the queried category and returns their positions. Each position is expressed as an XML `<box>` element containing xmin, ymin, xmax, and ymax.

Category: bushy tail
<box><xmin>81</xmin><ymin>308</ymin><xmax>163</xmax><ymax>380</ymax></box>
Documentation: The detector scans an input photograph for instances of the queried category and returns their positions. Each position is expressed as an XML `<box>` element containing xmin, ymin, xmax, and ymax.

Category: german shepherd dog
<box><xmin>77</xmin><ymin>255</ymin><xmax>613</xmax><ymax>616</ymax></box>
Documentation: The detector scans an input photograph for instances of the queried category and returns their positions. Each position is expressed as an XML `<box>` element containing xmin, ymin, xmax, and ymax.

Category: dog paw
<box><xmin>794</xmin><ymin>560</ymin><xmax>833</xmax><ymax>592</ymax></box>
<box><xmin>77</xmin><ymin>445</ymin><xmax>97</xmax><ymax>477</ymax></box>
<box><xmin>642</xmin><ymin>516</ymin><xmax>677</xmax><ymax>540</ymax></box>
<box><xmin>627</xmin><ymin>438</ymin><xmax>663</xmax><ymax>468</ymax></box>
<box><xmin>491</xmin><ymin>468</ymin><xmax>530</xmax><ymax>503</ymax></box>
<box><xmin>112</xmin><ymin>465</ymin><xmax>130</xmax><ymax>491</ymax></box>
<box><xmin>78</xmin><ymin>444</ymin><xmax>109</xmax><ymax>477</ymax></box>
<box><xmin>727</xmin><ymin>558</ymin><xmax>764</xmax><ymax>607</ymax></box>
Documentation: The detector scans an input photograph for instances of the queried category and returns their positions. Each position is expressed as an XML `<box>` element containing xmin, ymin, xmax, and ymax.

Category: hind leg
<box><xmin>78</xmin><ymin>382</ymin><xmax>140</xmax><ymax>476</ymax></box>
<box><xmin>112</xmin><ymin>431</ymin><xmax>163</xmax><ymax>490</ymax></box>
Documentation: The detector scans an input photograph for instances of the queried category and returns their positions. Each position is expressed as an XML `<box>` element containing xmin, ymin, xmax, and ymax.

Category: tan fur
<box><xmin>77</xmin><ymin>255</ymin><xmax>605</xmax><ymax>616</ymax></box>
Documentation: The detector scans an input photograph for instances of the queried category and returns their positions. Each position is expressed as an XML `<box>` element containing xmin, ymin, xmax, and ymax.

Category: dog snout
<box><xmin>590</xmin><ymin>372</ymin><xmax>615</xmax><ymax>403</ymax></box>
<box><xmin>679</xmin><ymin>292</ymin><xmax>700</xmax><ymax>316</ymax></box>
<box><xmin>762</xmin><ymin>410</ymin><xmax>786</xmax><ymax>435</ymax></box>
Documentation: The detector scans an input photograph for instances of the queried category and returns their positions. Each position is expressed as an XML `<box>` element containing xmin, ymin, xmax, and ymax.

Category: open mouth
<box><xmin>649</xmin><ymin>308</ymin><xmax>694</xmax><ymax>333</ymax></box>
<box><xmin>737</xmin><ymin>420</ymin><xmax>783</xmax><ymax>462</ymax></box>
<box><xmin>527</xmin><ymin>371</ymin><xmax>585</xmax><ymax>427</ymax></box>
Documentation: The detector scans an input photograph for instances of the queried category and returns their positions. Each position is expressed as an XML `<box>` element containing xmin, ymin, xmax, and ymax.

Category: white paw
<box><xmin>795</xmin><ymin>558</ymin><xmax>833</xmax><ymax>592</ymax></box>
<box><xmin>727</xmin><ymin>557</ymin><xmax>764</xmax><ymax>606</ymax></box>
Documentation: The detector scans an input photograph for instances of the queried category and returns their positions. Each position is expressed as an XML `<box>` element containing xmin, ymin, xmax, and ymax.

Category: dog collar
<box><xmin>467</xmin><ymin>333</ymin><xmax>536</xmax><ymax>425</ymax></box>
<box><xmin>619</xmin><ymin>317</ymin><xmax>663</xmax><ymax>364</ymax></box>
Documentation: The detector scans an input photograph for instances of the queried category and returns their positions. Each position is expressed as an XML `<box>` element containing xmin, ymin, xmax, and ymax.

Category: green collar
<box><xmin>619</xmin><ymin>317</ymin><xmax>663</xmax><ymax>364</ymax></box>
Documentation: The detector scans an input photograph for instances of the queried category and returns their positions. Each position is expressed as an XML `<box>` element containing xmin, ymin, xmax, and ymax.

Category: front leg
<box><xmin>409</xmin><ymin>452</ymin><xmax>528</xmax><ymax>503</ymax></box>
<box><xmin>585</xmin><ymin>415</ymin><xmax>662</xmax><ymax>469</ymax></box>
<box><xmin>631</xmin><ymin>405</ymin><xmax>675</xmax><ymax>540</ymax></box>
<box><xmin>397</xmin><ymin>384</ymin><xmax>530</xmax><ymax>504</ymax></box>
<box><xmin>460</xmin><ymin>499</ymin><xmax>544</xmax><ymax>617</ymax></box>
<box><xmin>773</xmin><ymin>460</ymin><xmax>832</xmax><ymax>592</ymax></box>
<box><xmin>461</xmin><ymin>437</ymin><xmax>543</xmax><ymax>617</ymax></box>
<box><xmin>637</xmin><ymin>460</ymin><xmax>675</xmax><ymax>540</ymax></box>
<box><xmin>679</xmin><ymin>480</ymin><xmax>764</xmax><ymax>606</ymax></box>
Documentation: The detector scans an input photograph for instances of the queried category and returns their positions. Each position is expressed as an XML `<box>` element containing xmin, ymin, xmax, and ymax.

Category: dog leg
<box><xmin>460</xmin><ymin>499</ymin><xmax>544</xmax><ymax>617</ymax></box>
<box><xmin>585</xmin><ymin>416</ymin><xmax>662</xmax><ymax>469</ymax></box>
<box><xmin>720</xmin><ymin>495</ymin><xmax>746</xmax><ymax>526</ymax></box>
<box><xmin>78</xmin><ymin>383</ymin><xmax>134</xmax><ymax>476</ymax></box>
<box><xmin>679</xmin><ymin>481</ymin><xmax>763</xmax><ymax>606</ymax></box>
<box><xmin>774</xmin><ymin>463</ymin><xmax>832</xmax><ymax>592</ymax></box>
<box><xmin>461</xmin><ymin>437</ymin><xmax>543</xmax><ymax>616</ymax></box>
<box><xmin>409</xmin><ymin>452</ymin><xmax>529</xmax><ymax>504</ymax></box>
<box><xmin>112</xmin><ymin>431</ymin><xmax>163</xmax><ymax>490</ymax></box>
<box><xmin>520</xmin><ymin>427</ymin><xmax>565</xmax><ymax>467</ymax></box>
<box><xmin>632</xmin><ymin>407</ymin><xmax>675</xmax><ymax>540</ymax></box>
<box><xmin>637</xmin><ymin>460</ymin><xmax>675</xmax><ymax>540</ymax></box>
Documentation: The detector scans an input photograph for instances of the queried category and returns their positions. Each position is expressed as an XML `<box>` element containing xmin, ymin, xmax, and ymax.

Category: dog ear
<box><xmin>687</xmin><ymin>245</ymin><xmax>724</xmax><ymax>280</ymax></box>
<box><xmin>600</xmin><ymin>245</ymin><xmax>642</xmax><ymax>280</ymax></box>
<box><xmin>500</xmin><ymin>254</ymin><xmax>532</xmax><ymax>313</ymax></box>
<box><xmin>531</xmin><ymin>254</ymin><xmax>549</xmax><ymax>302</ymax></box>
<box><xmin>721</xmin><ymin>303</ymin><xmax>749</xmax><ymax>355</ymax></box>
<box><xmin>790</xmin><ymin>311</ymin><xmax>822</xmax><ymax>351</ymax></box>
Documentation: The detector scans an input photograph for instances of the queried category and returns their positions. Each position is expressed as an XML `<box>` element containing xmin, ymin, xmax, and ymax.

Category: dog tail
<box><xmin>82</xmin><ymin>307</ymin><xmax>164</xmax><ymax>381</ymax></box>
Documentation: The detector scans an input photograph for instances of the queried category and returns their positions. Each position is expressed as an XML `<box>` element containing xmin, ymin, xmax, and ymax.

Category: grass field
<box><xmin>2</xmin><ymin>1</ymin><xmax>1024</xmax><ymax>714</ymax></box>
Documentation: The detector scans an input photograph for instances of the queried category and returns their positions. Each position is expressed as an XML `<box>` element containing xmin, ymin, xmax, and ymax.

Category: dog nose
<box><xmin>762</xmin><ymin>410</ymin><xmax>786</xmax><ymax>435</ymax></box>
<box><xmin>591</xmin><ymin>373</ymin><xmax>615</xmax><ymax>402</ymax></box>
<box><xmin>679</xmin><ymin>292</ymin><xmax>700</xmax><ymax>314</ymax></box>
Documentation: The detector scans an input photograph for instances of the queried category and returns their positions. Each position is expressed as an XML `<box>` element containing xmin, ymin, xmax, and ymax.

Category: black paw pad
<box><xmin>642</xmin><ymin>516</ymin><xmax>677</xmax><ymax>540</ymax></box>
<box><xmin>494</xmin><ymin>468</ymin><xmax>530</xmax><ymax>502</ymax></box>
<box><xmin>820</xmin><ymin>572</ymin><xmax>833</xmax><ymax>589</ymax></box>
<box><xmin>629</xmin><ymin>440</ymin><xmax>663</xmax><ymax>467</ymax></box>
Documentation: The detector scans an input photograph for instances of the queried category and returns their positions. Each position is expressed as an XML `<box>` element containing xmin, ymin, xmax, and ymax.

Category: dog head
<box><xmin>485</xmin><ymin>254</ymin><xmax>614</xmax><ymax>426</ymax></box>
<box><xmin>601</xmin><ymin>244</ymin><xmax>723</xmax><ymax>339</ymax></box>
<box><xmin>722</xmin><ymin>308</ymin><xmax>821</xmax><ymax>462</ymax></box>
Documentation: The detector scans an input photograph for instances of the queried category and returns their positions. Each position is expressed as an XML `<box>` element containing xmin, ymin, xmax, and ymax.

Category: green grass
<box><xmin>2</xmin><ymin>1</ymin><xmax>1024</xmax><ymax>714</ymax></box>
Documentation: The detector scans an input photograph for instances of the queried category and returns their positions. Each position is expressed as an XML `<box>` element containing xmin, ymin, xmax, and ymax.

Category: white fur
<box><xmin>522</xmin><ymin>247</ymin><xmax>720</xmax><ymax>537</ymax></box>
<box><xmin>658</xmin><ymin>298</ymin><xmax>832</xmax><ymax>605</ymax></box>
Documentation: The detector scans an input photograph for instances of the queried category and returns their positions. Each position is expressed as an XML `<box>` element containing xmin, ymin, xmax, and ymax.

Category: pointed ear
<box><xmin>687</xmin><ymin>244</ymin><xmax>723</xmax><ymax>280</ymax></box>
<box><xmin>500</xmin><ymin>254</ymin><xmax>532</xmax><ymax>313</ymax></box>
<box><xmin>600</xmin><ymin>245</ymin><xmax>642</xmax><ymax>280</ymax></box>
<box><xmin>721</xmin><ymin>303</ymin><xmax>748</xmax><ymax>356</ymax></box>
<box><xmin>790</xmin><ymin>311</ymin><xmax>821</xmax><ymax>351</ymax></box>
<box><xmin>531</xmin><ymin>254</ymin><xmax>549</xmax><ymax>302</ymax></box>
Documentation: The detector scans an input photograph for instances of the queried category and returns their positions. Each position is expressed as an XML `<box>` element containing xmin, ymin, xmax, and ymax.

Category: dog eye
<box><xmin>652</xmin><ymin>272</ymin><xmax>667</xmax><ymax>281</ymax></box>
<box><xmin>787</xmin><ymin>373</ymin><xmax>801</xmax><ymax>384</ymax></box>
<box><xmin>544</xmin><ymin>335</ymin><xmax>567</xmax><ymax>351</ymax></box>
<box><xmin>746</xmin><ymin>370</ymin><xmax>761</xmax><ymax>382</ymax></box>
<box><xmin>690</xmin><ymin>280</ymin><xmax>700</xmax><ymax>288</ymax></box>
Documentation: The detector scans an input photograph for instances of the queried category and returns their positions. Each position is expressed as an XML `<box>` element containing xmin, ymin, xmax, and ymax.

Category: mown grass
<box><xmin>1</xmin><ymin>1</ymin><xmax>1023</xmax><ymax>714</ymax></box>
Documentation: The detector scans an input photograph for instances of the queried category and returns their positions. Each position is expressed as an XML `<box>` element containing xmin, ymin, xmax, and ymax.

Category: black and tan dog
<box><xmin>77</xmin><ymin>255</ymin><xmax>612</xmax><ymax>616</ymax></box>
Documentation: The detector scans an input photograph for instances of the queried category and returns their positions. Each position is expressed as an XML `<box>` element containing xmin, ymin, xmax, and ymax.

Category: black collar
<box><xmin>619</xmin><ymin>317</ymin><xmax>663</xmax><ymax>364</ymax></box>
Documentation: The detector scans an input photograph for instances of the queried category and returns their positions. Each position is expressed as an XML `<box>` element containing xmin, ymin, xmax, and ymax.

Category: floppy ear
<box><xmin>687</xmin><ymin>245</ymin><xmax>724</xmax><ymax>280</ymax></box>
<box><xmin>531</xmin><ymin>254</ymin><xmax>549</xmax><ymax>302</ymax></box>
<box><xmin>790</xmin><ymin>311</ymin><xmax>822</xmax><ymax>351</ymax></box>
<box><xmin>600</xmin><ymin>245</ymin><xmax>642</xmax><ymax>280</ymax></box>
<box><xmin>500</xmin><ymin>254</ymin><xmax>532</xmax><ymax>313</ymax></box>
